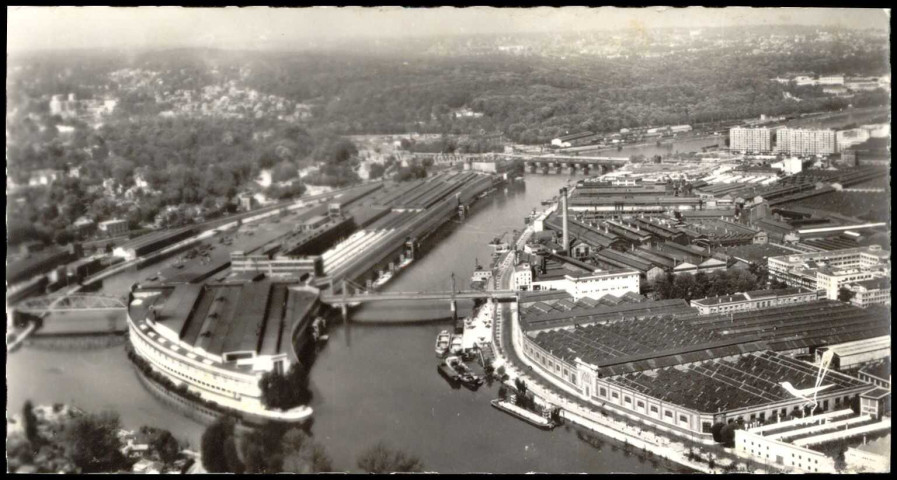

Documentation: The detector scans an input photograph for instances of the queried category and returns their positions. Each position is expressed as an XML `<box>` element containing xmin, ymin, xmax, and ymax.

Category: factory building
<box><xmin>845</xmin><ymin>277</ymin><xmax>891</xmax><ymax>308</ymax></box>
<box><xmin>815</xmin><ymin>336</ymin><xmax>890</xmax><ymax>371</ymax></box>
<box><xmin>113</xmin><ymin>227</ymin><xmax>197</xmax><ymax>261</ymax></box>
<box><xmin>528</xmin><ymin>256</ymin><xmax>640</xmax><ymax>301</ymax></box>
<box><xmin>127</xmin><ymin>279</ymin><xmax>321</xmax><ymax>420</ymax></box>
<box><xmin>516</xmin><ymin>294</ymin><xmax>880</xmax><ymax>443</ymax></box>
<box><xmin>767</xmin><ymin>245</ymin><xmax>890</xmax><ymax>291</ymax></box>
<box><xmin>690</xmin><ymin>287</ymin><xmax>820</xmax><ymax>315</ymax></box>
<box><xmin>230</xmin><ymin>251</ymin><xmax>323</xmax><ymax>278</ymax></box>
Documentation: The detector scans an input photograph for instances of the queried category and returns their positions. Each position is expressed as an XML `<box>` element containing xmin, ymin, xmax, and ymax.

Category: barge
<box><xmin>490</xmin><ymin>399</ymin><xmax>556</xmax><ymax>430</ymax></box>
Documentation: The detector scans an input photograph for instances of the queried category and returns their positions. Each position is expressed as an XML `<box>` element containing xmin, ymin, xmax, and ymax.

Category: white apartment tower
<box><xmin>729</xmin><ymin>127</ymin><xmax>773</xmax><ymax>153</ymax></box>
<box><xmin>775</xmin><ymin>128</ymin><xmax>837</xmax><ymax>156</ymax></box>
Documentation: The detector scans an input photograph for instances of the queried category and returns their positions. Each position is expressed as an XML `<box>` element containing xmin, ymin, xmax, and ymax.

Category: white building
<box><xmin>767</xmin><ymin>245</ymin><xmax>890</xmax><ymax>290</ymax></box>
<box><xmin>770</xmin><ymin>157</ymin><xmax>803</xmax><ymax>175</ymax></box>
<box><xmin>690</xmin><ymin>287</ymin><xmax>820</xmax><ymax>315</ymax></box>
<box><xmin>531</xmin><ymin>269</ymin><xmax>640</xmax><ymax>301</ymax></box>
<box><xmin>775</xmin><ymin>128</ymin><xmax>837</xmax><ymax>156</ymax></box>
<box><xmin>99</xmin><ymin>218</ymin><xmax>129</xmax><ymax>237</ymax></box>
<box><xmin>818</xmin><ymin>75</ymin><xmax>845</xmax><ymax>86</ymax></box>
<box><xmin>817</xmin><ymin>269</ymin><xmax>886</xmax><ymax>301</ymax></box>
<box><xmin>510</xmin><ymin>263</ymin><xmax>533</xmax><ymax>290</ymax></box>
<box><xmin>836</xmin><ymin>128</ymin><xmax>871</xmax><ymax>150</ymax></box>
<box><xmin>730</xmin><ymin>127</ymin><xmax>773</xmax><ymax>153</ymax></box>
<box><xmin>846</xmin><ymin>278</ymin><xmax>891</xmax><ymax>308</ymax></box>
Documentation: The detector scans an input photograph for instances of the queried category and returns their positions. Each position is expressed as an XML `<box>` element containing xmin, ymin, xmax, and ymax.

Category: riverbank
<box><xmin>6</xmin><ymin>402</ymin><xmax>198</xmax><ymax>474</ymax></box>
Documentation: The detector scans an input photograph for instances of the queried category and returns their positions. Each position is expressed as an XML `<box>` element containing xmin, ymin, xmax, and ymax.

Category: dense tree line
<box><xmin>199</xmin><ymin>416</ymin><xmax>424</xmax><ymax>473</ymax></box>
<box><xmin>258</xmin><ymin>363</ymin><xmax>312</xmax><ymax>410</ymax></box>
<box><xmin>653</xmin><ymin>267</ymin><xmax>785</xmax><ymax>302</ymax></box>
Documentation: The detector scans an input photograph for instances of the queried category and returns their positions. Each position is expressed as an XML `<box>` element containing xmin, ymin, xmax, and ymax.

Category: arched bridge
<box><xmin>506</xmin><ymin>155</ymin><xmax>629</xmax><ymax>174</ymax></box>
<box><xmin>321</xmin><ymin>289</ymin><xmax>517</xmax><ymax>305</ymax></box>
<box><xmin>13</xmin><ymin>293</ymin><xmax>128</xmax><ymax>315</ymax></box>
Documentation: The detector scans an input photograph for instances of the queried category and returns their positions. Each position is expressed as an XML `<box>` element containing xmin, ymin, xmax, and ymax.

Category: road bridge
<box><xmin>505</xmin><ymin>155</ymin><xmax>628</xmax><ymax>175</ymax></box>
<box><xmin>7</xmin><ymin>293</ymin><xmax>128</xmax><ymax>351</ymax></box>
<box><xmin>13</xmin><ymin>293</ymin><xmax>128</xmax><ymax>315</ymax></box>
<box><xmin>321</xmin><ymin>289</ymin><xmax>517</xmax><ymax>305</ymax></box>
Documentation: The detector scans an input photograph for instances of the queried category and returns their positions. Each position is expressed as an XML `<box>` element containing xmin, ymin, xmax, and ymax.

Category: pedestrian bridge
<box><xmin>321</xmin><ymin>289</ymin><xmax>517</xmax><ymax>305</ymax></box>
<box><xmin>13</xmin><ymin>293</ymin><xmax>128</xmax><ymax>315</ymax></box>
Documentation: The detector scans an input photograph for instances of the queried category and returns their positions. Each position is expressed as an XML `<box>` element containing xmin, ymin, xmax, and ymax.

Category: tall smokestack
<box><xmin>560</xmin><ymin>187</ymin><xmax>569</xmax><ymax>251</ymax></box>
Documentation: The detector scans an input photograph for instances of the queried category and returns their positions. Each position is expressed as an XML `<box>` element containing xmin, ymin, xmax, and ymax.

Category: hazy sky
<box><xmin>7</xmin><ymin>6</ymin><xmax>890</xmax><ymax>53</ymax></box>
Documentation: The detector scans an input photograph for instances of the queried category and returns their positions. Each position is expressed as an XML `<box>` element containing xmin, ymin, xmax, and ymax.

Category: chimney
<box><xmin>560</xmin><ymin>187</ymin><xmax>570</xmax><ymax>251</ymax></box>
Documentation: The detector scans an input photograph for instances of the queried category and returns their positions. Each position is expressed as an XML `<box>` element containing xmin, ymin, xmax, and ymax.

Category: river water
<box><xmin>6</xmin><ymin>173</ymin><xmax>663</xmax><ymax>473</ymax></box>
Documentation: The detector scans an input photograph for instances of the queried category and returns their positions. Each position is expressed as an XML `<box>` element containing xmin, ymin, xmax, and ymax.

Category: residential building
<box><xmin>730</xmin><ymin>127</ymin><xmax>773</xmax><ymax>153</ymax></box>
<box><xmin>510</xmin><ymin>263</ymin><xmax>533</xmax><ymax>291</ymax></box>
<box><xmin>775</xmin><ymin>128</ymin><xmax>837</xmax><ymax>156</ymax></box>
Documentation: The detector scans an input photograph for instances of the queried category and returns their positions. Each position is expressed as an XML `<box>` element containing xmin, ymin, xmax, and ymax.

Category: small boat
<box><xmin>449</xmin><ymin>335</ymin><xmax>463</xmax><ymax>354</ymax></box>
<box><xmin>398</xmin><ymin>256</ymin><xmax>413</xmax><ymax>269</ymax></box>
<box><xmin>491</xmin><ymin>399</ymin><xmax>556</xmax><ymax>430</ymax></box>
<box><xmin>435</xmin><ymin>330</ymin><xmax>451</xmax><ymax>356</ymax></box>
<box><xmin>459</xmin><ymin>372</ymin><xmax>483</xmax><ymax>390</ymax></box>
<box><xmin>372</xmin><ymin>271</ymin><xmax>393</xmax><ymax>288</ymax></box>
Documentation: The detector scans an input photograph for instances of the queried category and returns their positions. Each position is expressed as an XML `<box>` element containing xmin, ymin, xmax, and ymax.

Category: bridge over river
<box><xmin>321</xmin><ymin>289</ymin><xmax>516</xmax><ymax>305</ymax></box>
<box><xmin>7</xmin><ymin>293</ymin><xmax>128</xmax><ymax>351</ymax></box>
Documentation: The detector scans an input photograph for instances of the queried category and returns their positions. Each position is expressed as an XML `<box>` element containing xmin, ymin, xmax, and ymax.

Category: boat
<box><xmin>458</xmin><ymin>372</ymin><xmax>483</xmax><ymax>390</ymax></box>
<box><xmin>451</xmin><ymin>358</ymin><xmax>484</xmax><ymax>390</ymax></box>
<box><xmin>435</xmin><ymin>330</ymin><xmax>451</xmax><ymax>356</ymax></box>
<box><xmin>449</xmin><ymin>335</ymin><xmax>463</xmax><ymax>354</ymax></box>
<box><xmin>372</xmin><ymin>271</ymin><xmax>393</xmax><ymax>288</ymax></box>
<box><xmin>437</xmin><ymin>365</ymin><xmax>461</xmax><ymax>388</ymax></box>
<box><xmin>444</xmin><ymin>356</ymin><xmax>483</xmax><ymax>390</ymax></box>
<box><xmin>398</xmin><ymin>256</ymin><xmax>413</xmax><ymax>269</ymax></box>
<box><xmin>490</xmin><ymin>399</ymin><xmax>556</xmax><ymax>430</ymax></box>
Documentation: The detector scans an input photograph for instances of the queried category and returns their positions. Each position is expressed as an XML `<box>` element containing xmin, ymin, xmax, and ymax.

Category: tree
<box><xmin>837</xmin><ymin>287</ymin><xmax>855</xmax><ymax>303</ymax></box>
<box><xmin>498</xmin><ymin>384</ymin><xmax>508</xmax><ymax>401</ymax></box>
<box><xmin>718</xmin><ymin>423</ymin><xmax>741</xmax><ymax>448</ymax></box>
<box><xmin>62</xmin><ymin>411</ymin><xmax>127</xmax><ymax>473</ymax></box>
<box><xmin>259</xmin><ymin>363</ymin><xmax>312</xmax><ymax>410</ymax></box>
<box><xmin>148</xmin><ymin>428</ymin><xmax>180</xmax><ymax>466</ymax></box>
<box><xmin>710</xmin><ymin>422</ymin><xmax>726</xmax><ymax>443</ymax></box>
<box><xmin>241</xmin><ymin>425</ymin><xmax>285</xmax><ymax>474</ymax></box>
<box><xmin>280</xmin><ymin>427</ymin><xmax>333</xmax><ymax>473</ymax></box>
<box><xmin>515</xmin><ymin>378</ymin><xmax>527</xmax><ymax>398</ymax></box>
<box><xmin>23</xmin><ymin>400</ymin><xmax>39</xmax><ymax>445</ymax></box>
<box><xmin>201</xmin><ymin>416</ymin><xmax>244</xmax><ymax>473</ymax></box>
<box><xmin>368</xmin><ymin>162</ymin><xmax>386</xmax><ymax>179</ymax></box>
<box><xmin>271</xmin><ymin>160</ymin><xmax>298</xmax><ymax>183</ymax></box>
<box><xmin>356</xmin><ymin>442</ymin><xmax>424</xmax><ymax>473</ymax></box>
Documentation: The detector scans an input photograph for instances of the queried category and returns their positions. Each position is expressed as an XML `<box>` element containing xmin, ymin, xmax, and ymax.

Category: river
<box><xmin>6</xmin><ymin>173</ymin><xmax>663</xmax><ymax>473</ymax></box>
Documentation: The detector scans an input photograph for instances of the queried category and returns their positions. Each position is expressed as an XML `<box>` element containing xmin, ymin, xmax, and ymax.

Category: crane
<box><xmin>780</xmin><ymin>349</ymin><xmax>836</xmax><ymax>413</ymax></box>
